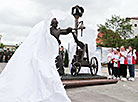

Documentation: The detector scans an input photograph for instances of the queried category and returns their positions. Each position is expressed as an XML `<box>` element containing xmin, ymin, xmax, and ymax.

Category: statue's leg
<box><xmin>55</xmin><ymin>55</ymin><xmax>64</xmax><ymax>76</ymax></box>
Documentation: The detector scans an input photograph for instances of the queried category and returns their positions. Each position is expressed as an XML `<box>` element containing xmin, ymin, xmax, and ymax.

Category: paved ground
<box><xmin>67</xmin><ymin>78</ymin><xmax>138</xmax><ymax>102</ymax></box>
<box><xmin>0</xmin><ymin>63</ymin><xmax>138</xmax><ymax>102</ymax></box>
<box><xmin>67</xmin><ymin>67</ymin><xmax>138</xmax><ymax>102</ymax></box>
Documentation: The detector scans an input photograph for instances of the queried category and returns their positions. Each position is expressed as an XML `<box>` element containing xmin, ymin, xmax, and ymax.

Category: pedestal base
<box><xmin>61</xmin><ymin>74</ymin><xmax>118</xmax><ymax>88</ymax></box>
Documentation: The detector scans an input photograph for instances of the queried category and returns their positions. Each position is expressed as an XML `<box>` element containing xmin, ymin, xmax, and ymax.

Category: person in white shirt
<box><xmin>112</xmin><ymin>50</ymin><xmax>120</xmax><ymax>80</ymax></box>
<box><xmin>107</xmin><ymin>48</ymin><xmax>113</xmax><ymax>79</ymax></box>
<box><xmin>120</xmin><ymin>46</ymin><xmax>127</xmax><ymax>81</ymax></box>
<box><xmin>127</xmin><ymin>46</ymin><xmax>136</xmax><ymax>81</ymax></box>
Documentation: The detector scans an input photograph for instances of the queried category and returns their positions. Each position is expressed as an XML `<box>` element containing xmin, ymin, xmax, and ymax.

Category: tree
<box><xmin>97</xmin><ymin>15</ymin><xmax>133</xmax><ymax>48</ymax></box>
<box><xmin>126</xmin><ymin>36</ymin><xmax>138</xmax><ymax>51</ymax></box>
<box><xmin>97</xmin><ymin>25</ymin><xmax>122</xmax><ymax>47</ymax></box>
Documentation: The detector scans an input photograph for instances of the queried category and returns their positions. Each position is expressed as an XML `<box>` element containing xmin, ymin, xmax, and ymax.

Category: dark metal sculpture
<box><xmin>70</xmin><ymin>5</ymin><xmax>98</xmax><ymax>76</ymax></box>
<box><xmin>50</xmin><ymin>5</ymin><xmax>98</xmax><ymax>76</ymax></box>
<box><xmin>50</xmin><ymin>18</ymin><xmax>72</xmax><ymax>76</ymax></box>
<box><xmin>50</xmin><ymin>18</ymin><xmax>72</xmax><ymax>45</ymax></box>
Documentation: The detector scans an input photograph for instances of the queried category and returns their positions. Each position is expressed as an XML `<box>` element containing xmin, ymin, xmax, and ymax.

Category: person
<box><xmin>60</xmin><ymin>46</ymin><xmax>65</xmax><ymax>59</ymax></box>
<box><xmin>0</xmin><ymin>49</ymin><xmax>4</xmax><ymax>62</ymax></box>
<box><xmin>127</xmin><ymin>46</ymin><xmax>136</xmax><ymax>81</ymax></box>
<box><xmin>9</xmin><ymin>48</ymin><xmax>15</xmax><ymax>60</ymax></box>
<box><xmin>116</xmin><ymin>48</ymin><xmax>120</xmax><ymax>56</ymax></box>
<box><xmin>112</xmin><ymin>50</ymin><xmax>120</xmax><ymax>80</ymax></box>
<box><xmin>0</xmin><ymin>10</ymin><xmax>71</xmax><ymax>102</ymax></box>
<box><xmin>5</xmin><ymin>48</ymin><xmax>10</xmax><ymax>63</ymax></box>
<box><xmin>120</xmin><ymin>46</ymin><xmax>127</xmax><ymax>81</ymax></box>
<box><xmin>107</xmin><ymin>48</ymin><xmax>113</xmax><ymax>79</ymax></box>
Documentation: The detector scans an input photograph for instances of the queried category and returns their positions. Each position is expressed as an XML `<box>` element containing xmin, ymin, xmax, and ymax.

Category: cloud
<box><xmin>0</xmin><ymin>0</ymin><xmax>138</xmax><ymax>46</ymax></box>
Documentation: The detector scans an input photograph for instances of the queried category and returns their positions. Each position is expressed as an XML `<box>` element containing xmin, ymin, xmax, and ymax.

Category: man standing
<box><xmin>5</xmin><ymin>48</ymin><xmax>10</xmax><ymax>63</ymax></box>
<box><xmin>0</xmin><ymin>49</ymin><xmax>4</xmax><ymax>62</ymax></box>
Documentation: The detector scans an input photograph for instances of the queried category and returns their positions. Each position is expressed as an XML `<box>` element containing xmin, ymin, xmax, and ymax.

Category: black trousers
<box><xmin>108</xmin><ymin>63</ymin><xmax>113</xmax><ymax>75</ymax></box>
<box><xmin>120</xmin><ymin>64</ymin><xmax>127</xmax><ymax>78</ymax></box>
<box><xmin>114</xmin><ymin>67</ymin><xmax>120</xmax><ymax>78</ymax></box>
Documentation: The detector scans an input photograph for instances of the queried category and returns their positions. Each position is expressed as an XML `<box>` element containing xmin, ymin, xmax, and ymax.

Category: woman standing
<box><xmin>120</xmin><ymin>46</ymin><xmax>127</xmax><ymax>81</ymax></box>
<box><xmin>127</xmin><ymin>46</ymin><xmax>136</xmax><ymax>81</ymax></box>
<box><xmin>112</xmin><ymin>50</ymin><xmax>120</xmax><ymax>80</ymax></box>
<box><xmin>107</xmin><ymin>48</ymin><xmax>113</xmax><ymax>79</ymax></box>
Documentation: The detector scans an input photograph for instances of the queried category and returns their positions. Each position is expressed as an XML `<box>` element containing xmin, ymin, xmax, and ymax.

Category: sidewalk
<box><xmin>67</xmin><ymin>67</ymin><xmax>138</xmax><ymax>102</ymax></box>
<box><xmin>67</xmin><ymin>78</ymin><xmax>138</xmax><ymax>102</ymax></box>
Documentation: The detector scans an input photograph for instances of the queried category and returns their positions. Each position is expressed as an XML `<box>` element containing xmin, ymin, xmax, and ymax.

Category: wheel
<box><xmin>90</xmin><ymin>57</ymin><xmax>98</xmax><ymax>75</ymax></box>
<box><xmin>71</xmin><ymin>62</ymin><xmax>81</xmax><ymax>76</ymax></box>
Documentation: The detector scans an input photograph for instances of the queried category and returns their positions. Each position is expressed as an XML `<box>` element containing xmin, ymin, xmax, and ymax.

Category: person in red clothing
<box><xmin>127</xmin><ymin>46</ymin><xmax>136</xmax><ymax>81</ymax></box>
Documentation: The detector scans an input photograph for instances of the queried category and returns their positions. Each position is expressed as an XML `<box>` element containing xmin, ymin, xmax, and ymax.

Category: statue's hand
<box><xmin>67</xmin><ymin>27</ymin><xmax>72</xmax><ymax>33</ymax></box>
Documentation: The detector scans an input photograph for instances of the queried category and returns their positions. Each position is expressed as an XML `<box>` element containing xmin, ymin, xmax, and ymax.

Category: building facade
<box><xmin>127</xmin><ymin>17</ymin><xmax>138</xmax><ymax>38</ymax></box>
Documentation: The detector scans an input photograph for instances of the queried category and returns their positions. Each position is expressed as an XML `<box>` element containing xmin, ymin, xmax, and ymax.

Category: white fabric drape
<box><xmin>0</xmin><ymin>10</ymin><xmax>71</xmax><ymax>102</ymax></box>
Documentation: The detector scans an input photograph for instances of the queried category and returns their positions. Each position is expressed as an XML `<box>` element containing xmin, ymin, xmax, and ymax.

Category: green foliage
<box><xmin>125</xmin><ymin>36</ymin><xmax>138</xmax><ymax>51</ymax></box>
<box><xmin>64</xmin><ymin>50</ymin><xmax>69</xmax><ymax>67</ymax></box>
<box><xmin>0</xmin><ymin>43</ymin><xmax>5</xmax><ymax>48</ymax></box>
<box><xmin>97</xmin><ymin>15</ymin><xmax>133</xmax><ymax>48</ymax></box>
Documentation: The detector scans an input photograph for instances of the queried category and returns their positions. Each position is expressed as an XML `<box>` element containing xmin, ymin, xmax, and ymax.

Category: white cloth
<box><xmin>127</xmin><ymin>51</ymin><xmax>136</xmax><ymax>65</ymax></box>
<box><xmin>0</xmin><ymin>10</ymin><xmax>71</xmax><ymax>102</ymax></box>
<box><xmin>107</xmin><ymin>52</ymin><xmax>113</xmax><ymax>63</ymax></box>
<box><xmin>120</xmin><ymin>51</ymin><xmax>127</xmax><ymax>64</ymax></box>
<box><xmin>113</xmin><ymin>54</ymin><xmax>120</xmax><ymax>67</ymax></box>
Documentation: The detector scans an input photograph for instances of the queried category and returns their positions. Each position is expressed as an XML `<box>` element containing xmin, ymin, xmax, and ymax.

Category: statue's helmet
<box><xmin>72</xmin><ymin>5</ymin><xmax>84</xmax><ymax>18</ymax></box>
<box><xmin>50</xmin><ymin>18</ymin><xmax>58</xmax><ymax>26</ymax></box>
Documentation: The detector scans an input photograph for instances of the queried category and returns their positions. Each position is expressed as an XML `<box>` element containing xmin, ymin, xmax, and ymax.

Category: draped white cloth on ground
<box><xmin>0</xmin><ymin>10</ymin><xmax>71</xmax><ymax>102</ymax></box>
<box><xmin>68</xmin><ymin>27</ymin><xmax>102</xmax><ymax>75</ymax></box>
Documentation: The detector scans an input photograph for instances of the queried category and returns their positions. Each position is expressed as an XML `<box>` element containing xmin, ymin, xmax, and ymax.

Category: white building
<box><xmin>127</xmin><ymin>17</ymin><xmax>138</xmax><ymax>38</ymax></box>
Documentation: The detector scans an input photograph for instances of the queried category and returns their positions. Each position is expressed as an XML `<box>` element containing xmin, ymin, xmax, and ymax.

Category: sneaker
<box><xmin>128</xmin><ymin>77</ymin><xmax>132</xmax><ymax>81</ymax></box>
<box><xmin>117</xmin><ymin>77</ymin><xmax>120</xmax><ymax>80</ymax></box>
<box><xmin>130</xmin><ymin>78</ymin><xmax>135</xmax><ymax>81</ymax></box>
<box><xmin>113</xmin><ymin>77</ymin><xmax>117</xmax><ymax>79</ymax></box>
<box><xmin>121</xmin><ymin>77</ymin><xmax>127</xmax><ymax>81</ymax></box>
<box><xmin>108</xmin><ymin>75</ymin><xmax>113</xmax><ymax>79</ymax></box>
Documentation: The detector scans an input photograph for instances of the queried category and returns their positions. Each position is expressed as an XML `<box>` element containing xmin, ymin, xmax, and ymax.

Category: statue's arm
<box><xmin>60</xmin><ymin>27</ymin><xmax>72</xmax><ymax>35</ymax></box>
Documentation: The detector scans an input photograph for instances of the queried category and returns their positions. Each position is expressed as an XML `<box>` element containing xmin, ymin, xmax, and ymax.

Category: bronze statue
<box><xmin>50</xmin><ymin>5</ymin><xmax>98</xmax><ymax>76</ymax></box>
<box><xmin>50</xmin><ymin>18</ymin><xmax>72</xmax><ymax>76</ymax></box>
<box><xmin>50</xmin><ymin>18</ymin><xmax>72</xmax><ymax>45</ymax></box>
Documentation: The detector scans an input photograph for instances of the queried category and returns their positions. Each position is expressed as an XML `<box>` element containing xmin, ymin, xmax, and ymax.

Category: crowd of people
<box><xmin>0</xmin><ymin>48</ymin><xmax>15</xmax><ymax>63</ymax></box>
<box><xmin>107</xmin><ymin>46</ymin><xmax>136</xmax><ymax>81</ymax></box>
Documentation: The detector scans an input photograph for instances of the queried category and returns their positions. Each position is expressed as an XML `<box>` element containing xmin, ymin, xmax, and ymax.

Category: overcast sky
<box><xmin>0</xmin><ymin>0</ymin><xmax>138</xmax><ymax>46</ymax></box>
